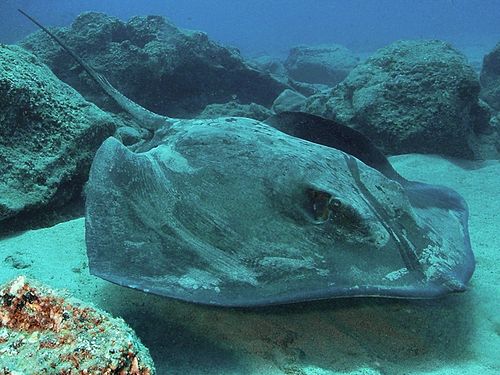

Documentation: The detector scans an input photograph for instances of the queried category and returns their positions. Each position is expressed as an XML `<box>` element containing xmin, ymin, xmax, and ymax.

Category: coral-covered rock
<box><xmin>0</xmin><ymin>44</ymin><xmax>120</xmax><ymax>234</ymax></box>
<box><xmin>303</xmin><ymin>40</ymin><xmax>492</xmax><ymax>158</ymax></box>
<box><xmin>0</xmin><ymin>276</ymin><xmax>155</xmax><ymax>374</ymax></box>
<box><xmin>20</xmin><ymin>12</ymin><xmax>288</xmax><ymax>118</ymax></box>
<box><xmin>480</xmin><ymin>42</ymin><xmax>500</xmax><ymax>111</ymax></box>
<box><xmin>284</xmin><ymin>44</ymin><xmax>359</xmax><ymax>86</ymax></box>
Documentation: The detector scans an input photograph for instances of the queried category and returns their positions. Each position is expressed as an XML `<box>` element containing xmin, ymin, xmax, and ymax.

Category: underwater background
<box><xmin>0</xmin><ymin>0</ymin><xmax>499</xmax><ymax>374</ymax></box>
<box><xmin>2</xmin><ymin>0</ymin><xmax>500</xmax><ymax>56</ymax></box>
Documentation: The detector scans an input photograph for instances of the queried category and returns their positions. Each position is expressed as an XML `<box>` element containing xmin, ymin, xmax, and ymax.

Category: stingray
<box><xmin>20</xmin><ymin>10</ymin><xmax>475</xmax><ymax>307</ymax></box>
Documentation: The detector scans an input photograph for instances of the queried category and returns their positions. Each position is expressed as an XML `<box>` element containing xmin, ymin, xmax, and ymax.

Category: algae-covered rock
<box><xmin>303</xmin><ymin>40</ymin><xmax>491</xmax><ymax>158</ymax></box>
<box><xmin>0</xmin><ymin>276</ymin><xmax>155</xmax><ymax>374</ymax></box>
<box><xmin>285</xmin><ymin>44</ymin><xmax>359</xmax><ymax>86</ymax></box>
<box><xmin>20</xmin><ymin>12</ymin><xmax>287</xmax><ymax>118</ymax></box>
<box><xmin>196</xmin><ymin>101</ymin><xmax>273</xmax><ymax>121</ymax></box>
<box><xmin>480</xmin><ymin>42</ymin><xmax>500</xmax><ymax>111</ymax></box>
<box><xmin>0</xmin><ymin>44</ymin><xmax>119</xmax><ymax>234</ymax></box>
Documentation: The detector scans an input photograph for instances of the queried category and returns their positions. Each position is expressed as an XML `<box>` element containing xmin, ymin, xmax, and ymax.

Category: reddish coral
<box><xmin>0</xmin><ymin>276</ymin><xmax>155</xmax><ymax>374</ymax></box>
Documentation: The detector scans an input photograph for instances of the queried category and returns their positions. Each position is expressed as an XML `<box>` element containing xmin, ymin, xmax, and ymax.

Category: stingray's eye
<box><xmin>328</xmin><ymin>198</ymin><xmax>342</xmax><ymax>210</ymax></box>
<box><xmin>307</xmin><ymin>189</ymin><xmax>333</xmax><ymax>223</ymax></box>
<box><xmin>304</xmin><ymin>188</ymin><xmax>364</xmax><ymax>231</ymax></box>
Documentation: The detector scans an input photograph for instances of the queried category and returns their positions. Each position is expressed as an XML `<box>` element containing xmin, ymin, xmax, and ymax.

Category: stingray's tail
<box><xmin>18</xmin><ymin>9</ymin><xmax>171</xmax><ymax>131</ymax></box>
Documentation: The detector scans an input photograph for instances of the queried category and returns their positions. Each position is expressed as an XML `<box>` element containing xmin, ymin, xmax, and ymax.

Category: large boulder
<box><xmin>480</xmin><ymin>42</ymin><xmax>500</xmax><ymax>111</ymax></box>
<box><xmin>0</xmin><ymin>276</ymin><xmax>155</xmax><ymax>374</ymax></box>
<box><xmin>304</xmin><ymin>40</ymin><xmax>492</xmax><ymax>158</ymax></box>
<box><xmin>0</xmin><ymin>44</ymin><xmax>120</xmax><ymax>234</ymax></box>
<box><xmin>284</xmin><ymin>44</ymin><xmax>359</xmax><ymax>86</ymax></box>
<box><xmin>20</xmin><ymin>12</ymin><xmax>288</xmax><ymax>118</ymax></box>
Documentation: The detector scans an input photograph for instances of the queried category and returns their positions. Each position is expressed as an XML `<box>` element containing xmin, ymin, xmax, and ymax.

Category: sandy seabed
<box><xmin>0</xmin><ymin>154</ymin><xmax>498</xmax><ymax>375</ymax></box>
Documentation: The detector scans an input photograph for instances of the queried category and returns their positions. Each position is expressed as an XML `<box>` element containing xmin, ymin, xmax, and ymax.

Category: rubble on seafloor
<box><xmin>0</xmin><ymin>276</ymin><xmax>155</xmax><ymax>374</ymax></box>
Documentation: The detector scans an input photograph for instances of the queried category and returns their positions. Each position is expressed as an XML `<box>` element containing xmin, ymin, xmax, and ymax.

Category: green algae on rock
<box><xmin>0</xmin><ymin>276</ymin><xmax>155</xmax><ymax>374</ymax></box>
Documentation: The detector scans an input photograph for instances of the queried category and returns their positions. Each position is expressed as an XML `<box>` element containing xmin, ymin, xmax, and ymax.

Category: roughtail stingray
<box><xmin>20</xmin><ymin>10</ymin><xmax>474</xmax><ymax>307</ymax></box>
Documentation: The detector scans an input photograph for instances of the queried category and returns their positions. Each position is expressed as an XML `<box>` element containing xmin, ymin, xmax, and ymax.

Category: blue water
<box><xmin>1</xmin><ymin>0</ymin><xmax>499</xmax><ymax>56</ymax></box>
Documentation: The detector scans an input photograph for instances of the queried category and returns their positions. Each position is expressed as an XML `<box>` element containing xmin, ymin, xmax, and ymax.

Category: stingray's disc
<box><xmin>85</xmin><ymin>117</ymin><xmax>474</xmax><ymax>306</ymax></box>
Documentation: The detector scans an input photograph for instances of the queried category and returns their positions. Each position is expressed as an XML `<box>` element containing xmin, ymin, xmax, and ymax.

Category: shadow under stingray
<box><xmin>99</xmin><ymin>283</ymin><xmax>475</xmax><ymax>374</ymax></box>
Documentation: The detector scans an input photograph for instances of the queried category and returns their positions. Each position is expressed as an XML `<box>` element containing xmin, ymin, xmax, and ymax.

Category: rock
<box><xmin>490</xmin><ymin>110</ymin><xmax>500</xmax><ymax>128</ymax></box>
<box><xmin>249</xmin><ymin>55</ymin><xmax>288</xmax><ymax>81</ymax></box>
<box><xmin>303</xmin><ymin>40</ymin><xmax>492</xmax><ymax>159</ymax></box>
<box><xmin>249</xmin><ymin>55</ymin><xmax>329</xmax><ymax>97</ymax></box>
<box><xmin>284</xmin><ymin>44</ymin><xmax>359</xmax><ymax>86</ymax></box>
<box><xmin>272</xmin><ymin>89</ymin><xmax>307</xmax><ymax>113</ymax></box>
<box><xmin>477</xmin><ymin>110</ymin><xmax>500</xmax><ymax>158</ymax></box>
<box><xmin>0</xmin><ymin>44</ymin><xmax>121</xmax><ymax>234</ymax></box>
<box><xmin>196</xmin><ymin>101</ymin><xmax>273</xmax><ymax>121</ymax></box>
<box><xmin>480</xmin><ymin>42</ymin><xmax>500</xmax><ymax>111</ymax></box>
<box><xmin>0</xmin><ymin>276</ymin><xmax>155</xmax><ymax>374</ymax></box>
<box><xmin>20</xmin><ymin>12</ymin><xmax>288</xmax><ymax>118</ymax></box>
<box><xmin>288</xmin><ymin>80</ymin><xmax>330</xmax><ymax>97</ymax></box>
